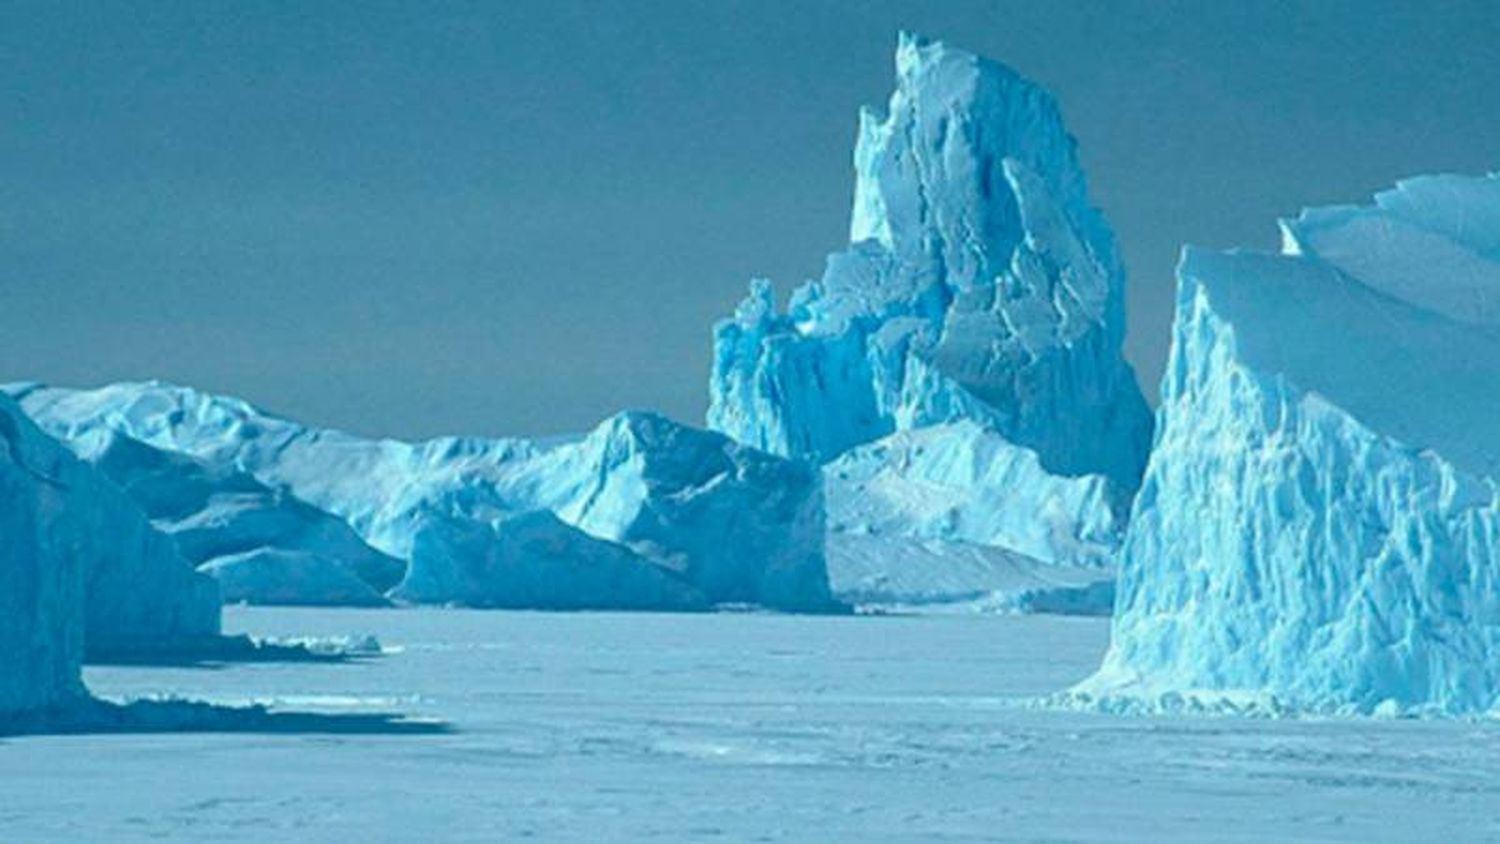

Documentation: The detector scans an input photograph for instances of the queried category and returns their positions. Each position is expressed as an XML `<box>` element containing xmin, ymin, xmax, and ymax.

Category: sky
<box><xmin>4</xmin><ymin>0</ymin><xmax>1498</xmax><ymax>439</ymax></box>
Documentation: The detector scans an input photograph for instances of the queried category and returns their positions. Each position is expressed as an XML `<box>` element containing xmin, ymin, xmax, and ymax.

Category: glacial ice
<box><xmin>708</xmin><ymin>33</ymin><xmax>1152</xmax><ymax>498</ymax></box>
<box><xmin>826</xmin><ymin>535</ymin><xmax>1113</xmax><ymax>615</ymax></box>
<box><xmin>0</xmin><ymin>393</ymin><xmax>87</xmax><ymax>714</ymax></box>
<box><xmin>1281</xmin><ymin>172</ymin><xmax>1500</xmax><ymax>327</ymax></box>
<box><xmin>825</xmin><ymin>421</ymin><xmax>1124</xmax><ymax>569</ymax></box>
<box><xmin>2</xmin><ymin>382</ymin><xmax>258</xmax><ymax>720</ymax></box>
<box><xmin>1083</xmin><ymin>172</ymin><xmax>1500</xmax><ymax>716</ymax></box>
<box><xmin>0</xmin><ymin>392</ymin><xmax>220</xmax><ymax>668</ymax></box>
<box><xmin>202</xmin><ymin>550</ymin><xmax>391</xmax><ymax>607</ymax></box>
<box><xmin>706</xmin><ymin>34</ymin><xmax>1149</xmax><ymax>600</ymax></box>
<box><xmin>392</xmin><ymin>509</ymin><xmax>708</xmax><ymax>611</ymax></box>
<box><xmin>64</xmin><ymin>429</ymin><xmax>405</xmax><ymax>606</ymax></box>
<box><xmin>11</xmin><ymin>383</ymin><xmax>838</xmax><ymax>613</ymax></box>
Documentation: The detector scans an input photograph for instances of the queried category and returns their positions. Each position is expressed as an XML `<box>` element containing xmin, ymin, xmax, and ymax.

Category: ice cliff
<box><xmin>1</xmin><ymin>385</ymin><xmax>234</xmax><ymax>720</ymax></box>
<box><xmin>0</xmin><ymin>392</ymin><xmax>220</xmax><ymax>668</ymax></box>
<box><xmin>0</xmin><ymin>393</ymin><xmax>87</xmax><ymax>714</ymax></box>
<box><xmin>1082</xmin><ymin>172</ymin><xmax>1500</xmax><ymax>716</ymax></box>
<box><xmin>11</xmin><ymin>382</ymin><xmax>838</xmax><ymax>613</ymax></box>
<box><xmin>708</xmin><ymin>33</ymin><xmax>1151</xmax><ymax>497</ymax></box>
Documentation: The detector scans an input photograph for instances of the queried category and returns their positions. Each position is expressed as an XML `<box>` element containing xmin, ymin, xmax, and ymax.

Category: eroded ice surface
<box><xmin>706</xmin><ymin>34</ymin><xmax>1149</xmax><ymax>595</ymax></box>
<box><xmin>708</xmin><ymin>33</ymin><xmax>1151</xmax><ymax>496</ymax></box>
<box><xmin>1085</xmin><ymin>173</ymin><xmax>1500</xmax><ymax>716</ymax></box>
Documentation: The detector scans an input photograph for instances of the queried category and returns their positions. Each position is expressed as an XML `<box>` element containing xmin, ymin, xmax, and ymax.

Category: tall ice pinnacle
<box><xmin>709</xmin><ymin>33</ymin><xmax>1152</xmax><ymax>496</ymax></box>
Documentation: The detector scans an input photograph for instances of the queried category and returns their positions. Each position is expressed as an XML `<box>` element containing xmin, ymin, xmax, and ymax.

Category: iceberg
<box><xmin>64</xmin><ymin>429</ymin><xmax>404</xmax><ymax>606</ymax></box>
<box><xmin>707</xmin><ymin>34</ymin><xmax>1149</xmax><ymax>603</ymax></box>
<box><xmin>0</xmin><ymin>394</ymin><xmax>220</xmax><ymax>665</ymax></box>
<box><xmin>1083</xmin><ymin>172</ymin><xmax>1500</xmax><ymax>716</ymax></box>
<box><xmin>0</xmin><ymin>393</ymin><xmax>88</xmax><ymax>715</ymax></box>
<box><xmin>11</xmin><ymin>383</ymin><xmax>839</xmax><ymax>613</ymax></box>
<box><xmin>201</xmin><ymin>550</ymin><xmax>392</xmax><ymax>607</ymax></box>
<box><xmin>392</xmin><ymin>509</ymin><xmax>708</xmax><ymax>611</ymax></box>
<box><xmin>1280</xmin><ymin>173</ymin><xmax>1500</xmax><ymax>327</ymax></box>
<box><xmin>509</xmin><ymin>412</ymin><xmax>833</xmax><ymax>611</ymax></box>
<box><xmin>708</xmin><ymin>33</ymin><xmax>1152</xmax><ymax>497</ymax></box>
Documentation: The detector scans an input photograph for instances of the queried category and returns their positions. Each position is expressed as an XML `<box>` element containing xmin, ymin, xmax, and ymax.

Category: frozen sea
<box><xmin>3</xmin><ymin>608</ymin><xmax>1499</xmax><ymax>842</ymax></box>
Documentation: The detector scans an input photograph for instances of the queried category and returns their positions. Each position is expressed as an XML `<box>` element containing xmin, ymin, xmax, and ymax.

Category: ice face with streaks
<box><xmin>708</xmin><ymin>33</ymin><xmax>1151</xmax><ymax>500</ymax></box>
<box><xmin>1084</xmin><ymin>172</ymin><xmax>1500</xmax><ymax>716</ymax></box>
<box><xmin>0</xmin><ymin>392</ymin><xmax>219</xmax><ymax>715</ymax></box>
<box><xmin>0</xmin><ymin>393</ymin><xmax>87</xmax><ymax>714</ymax></box>
<box><xmin>824</xmin><ymin>421</ymin><xmax>1124</xmax><ymax>569</ymax></box>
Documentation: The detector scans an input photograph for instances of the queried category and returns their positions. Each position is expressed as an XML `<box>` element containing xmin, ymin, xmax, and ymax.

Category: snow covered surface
<box><xmin>708</xmin><ymin>33</ymin><xmax>1151</xmax><ymax>497</ymax></box>
<box><xmin>826</xmin><ymin>535</ymin><xmax>1113</xmax><ymax>615</ymax></box>
<box><xmin>1087</xmin><ymin>173</ymin><xmax>1500</xmax><ymax>716</ymax></box>
<box><xmin>825</xmin><ymin>421</ymin><xmax>1124</xmax><ymax>568</ymax></box>
<box><xmin>10</xmin><ymin>383</ymin><xmax>837</xmax><ymax>613</ymax></box>
<box><xmin>3</xmin><ymin>606</ymin><xmax>1497</xmax><ymax>841</ymax></box>
<box><xmin>1281</xmin><ymin>172</ymin><xmax>1500</xmax><ymax>327</ymax></box>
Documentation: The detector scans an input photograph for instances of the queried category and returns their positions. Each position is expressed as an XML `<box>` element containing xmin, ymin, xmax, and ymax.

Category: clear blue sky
<box><xmin>4</xmin><ymin>1</ymin><xmax>1497</xmax><ymax>438</ymax></box>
